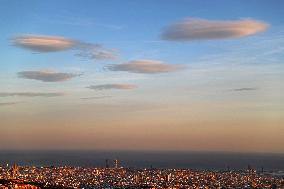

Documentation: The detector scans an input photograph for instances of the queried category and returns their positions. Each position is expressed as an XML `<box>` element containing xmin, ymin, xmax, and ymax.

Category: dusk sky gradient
<box><xmin>0</xmin><ymin>0</ymin><xmax>283</xmax><ymax>152</ymax></box>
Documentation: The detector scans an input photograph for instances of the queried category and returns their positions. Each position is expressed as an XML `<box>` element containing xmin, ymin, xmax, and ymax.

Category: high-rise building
<box><xmin>114</xmin><ymin>159</ymin><xmax>119</xmax><ymax>169</ymax></box>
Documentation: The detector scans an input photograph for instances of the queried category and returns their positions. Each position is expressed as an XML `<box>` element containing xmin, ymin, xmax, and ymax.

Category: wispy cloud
<box><xmin>87</xmin><ymin>84</ymin><xmax>137</xmax><ymax>90</ymax></box>
<box><xmin>232</xmin><ymin>87</ymin><xmax>258</xmax><ymax>92</ymax></box>
<box><xmin>0</xmin><ymin>92</ymin><xmax>64</xmax><ymax>97</ymax></box>
<box><xmin>107</xmin><ymin>60</ymin><xmax>184</xmax><ymax>74</ymax></box>
<box><xmin>74</xmin><ymin>42</ymin><xmax>117</xmax><ymax>60</ymax></box>
<box><xmin>12</xmin><ymin>34</ymin><xmax>117</xmax><ymax>60</ymax></box>
<box><xmin>18</xmin><ymin>70</ymin><xmax>81</xmax><ymax>82</ymax></box>
<box><xmin>80</xmin><ymin>96</ymin><xmax>112</xmax><ymax>100</ymax></box>
<box><xmin>0</xmin><ymin>102</ymin><xmax>21</xmax><ymax>106</ymax></box>
<box><xmin>162</xmin><ymin>18</ymin><xmax>269</xmax><ymax>41</ymax></box>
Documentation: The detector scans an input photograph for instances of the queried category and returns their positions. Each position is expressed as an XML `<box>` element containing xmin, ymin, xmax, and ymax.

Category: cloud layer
<box><xmin>81</xmin><ymin>96</ymin><xmax>112</xmax><ymax>100</ymax></box>
<box><xmin>232</xmin><ymin>87</ymin><xmax>258</xmax><ymax>92</ymax></box>
<box><xmin>107</xmin><ymin>60</ymin><xmax>183</xmax><ymax>74</ymax></box>
<box><xmin>87</xmin><ymin>84</ymin><xmax>137</xmax><ymax>90</ymax></box>
<box><xmin>18</xmin><ymin>71</ymin><xmax>80</xmax><ymax>82</ymax></box>
<box><xmin>162</xmin><ymin>18</ymin><xmax>269</xmax><ymax>41</ymax></box>
<box><xmin>0</xmin><ymin>92</ymin><xmax>64</xmax><ymax>97</ymax></box>
<box><xmin>0</xmin><ymin>102</ymin><xmax>20</xmax><ymax>106</ymax></box>
<box><xmin>13</xmin><ymin>35</ymin><xmax>117</xmax><ymax>60</ymax></box>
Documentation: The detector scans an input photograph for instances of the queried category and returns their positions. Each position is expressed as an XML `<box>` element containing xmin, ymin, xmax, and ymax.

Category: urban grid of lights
<box><xmin>0</xmin><ymin>162</ymin><xmax>283</xmax><ymax>189</ymax></box>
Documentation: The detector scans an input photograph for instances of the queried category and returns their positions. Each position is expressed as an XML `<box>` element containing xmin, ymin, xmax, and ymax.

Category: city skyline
<box><xmin>0</xmin><ymin>0</ymin><xmax>284</xmax><ymax>153</ymax></box>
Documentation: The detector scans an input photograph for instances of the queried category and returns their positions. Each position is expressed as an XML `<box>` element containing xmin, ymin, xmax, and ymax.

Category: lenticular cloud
<box><xmin>18</xmin><ymin>70</ymin><xmax>80</xmax><ymax>82</ymax></box>
<box><xmin>13</xmin><ymin>35</ymin><xmax>75</xmax><ymax>52</ymax></box>
<box><xmin>107</xmin><ymin>60</ymin><xmax>184</xmax><ymax>74</ymax></box>
<box><xmin>12</xmin><ymin>34</ymin><xmax>117</xmax><ymax>60</ymax></box>
<box><xmin>162</xmin><ymin>18</ymin><xmax>269</xmax><ymax>41</ymax></box>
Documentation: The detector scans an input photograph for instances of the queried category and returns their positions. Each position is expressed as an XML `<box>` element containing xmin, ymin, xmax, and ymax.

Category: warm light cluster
<box><xmin>0</xmin><ymin>165</ymin><xmax>283</xmax><ymax>188</ymax></box>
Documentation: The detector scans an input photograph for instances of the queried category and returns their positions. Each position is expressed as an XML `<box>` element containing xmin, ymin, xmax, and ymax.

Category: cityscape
<box><xmin>0</xmin><ymin>160</ymin><xmax>284</xmax><ymax>189</ymax></box>
<box><xmin>1</xmin><ymin>0</ymin><xmax>284</xmax><ymax>188</ymax></box>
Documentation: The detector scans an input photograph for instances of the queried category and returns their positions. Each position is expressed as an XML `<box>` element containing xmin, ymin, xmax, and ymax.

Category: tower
<box><xmin>166</xmin><ymin>173</ymin><xmax>171</xmax><ymax>182</ymax></box>
<box><xmin>114</xmin><ymin>159</ymin><xmax>119</xmax><ymax>169</ymax></box>
<box><xmin>134</xmin><ymin>174</ymin><xmax>140</xmax><ymax>184</ymax></box>
<box><xmin>11</xmin><ymin>163</ymin><xmax>19</xmax><ymax>179</ymax></box>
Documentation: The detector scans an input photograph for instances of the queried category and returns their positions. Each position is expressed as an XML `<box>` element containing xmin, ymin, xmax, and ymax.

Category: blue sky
<box><xmin>0</xmin><ymin>0</ymin><xmax>284</xmax><ymax>152</ymax></box>
<box><xmin>0</xmin><ymin>0</ymin><xmax>283</xmax><ymax>70</ymax></box>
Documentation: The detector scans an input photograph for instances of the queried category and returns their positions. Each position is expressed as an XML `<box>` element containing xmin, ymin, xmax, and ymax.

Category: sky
<box><xmin>0</xmin><ymin>0</ymin><xmax>284</xmax><ymax>153</ymax></box>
